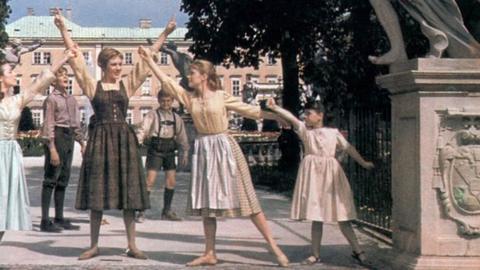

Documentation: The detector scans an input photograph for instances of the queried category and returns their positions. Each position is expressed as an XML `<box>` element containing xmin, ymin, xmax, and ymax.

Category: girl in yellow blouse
<box><xmin>137</xmin><ymin>39</ymin><xmax>289</xmax><ymax>267</ymax></box>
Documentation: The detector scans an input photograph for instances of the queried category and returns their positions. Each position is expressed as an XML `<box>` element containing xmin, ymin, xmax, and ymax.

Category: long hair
<box><xmin>189</xmin><ymin>59</ymin><xmax>222</xmax><ymax>90</ymax></box>
<box><xmin>0</xmin><ymin>60</ymin><xmax>8</xmax><ymax>101</ymax></box>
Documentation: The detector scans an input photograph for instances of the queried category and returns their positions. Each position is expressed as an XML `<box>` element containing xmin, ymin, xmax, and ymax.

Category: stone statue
<box><xmin>1</xmin><ymin>38</ymin><xmax>45</xmax><ymax>66</ymax></box>
<box><xmin>369</xmin><ymin>0</ymin><xmax>480</xmax><ymax>65</ymax></box>
<box><xmin>148</xmin><ymin>39</ymin><xmax>193</xmax><ymax>91</ymax></box>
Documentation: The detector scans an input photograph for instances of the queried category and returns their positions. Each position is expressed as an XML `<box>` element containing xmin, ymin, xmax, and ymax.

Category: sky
<box><xmin>7</xmin><ymin>0</ymin><xmax>190</xmax><ymax>27</ymax></box>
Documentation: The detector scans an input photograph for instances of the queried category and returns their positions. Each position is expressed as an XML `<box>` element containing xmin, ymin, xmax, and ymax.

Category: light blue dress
<box><xmin>0</xmin><ymin>69</ymin><xmax>55</xmax><ymax>231</ymax></box>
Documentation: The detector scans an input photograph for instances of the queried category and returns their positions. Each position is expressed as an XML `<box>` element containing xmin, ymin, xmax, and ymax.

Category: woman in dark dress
<box><xmin>54</xmin><ymin>9</ymin><xmax>175</xmax><ymax>260</ymax></box>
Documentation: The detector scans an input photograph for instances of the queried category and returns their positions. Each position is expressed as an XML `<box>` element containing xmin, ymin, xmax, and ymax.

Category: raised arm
<box><xmin>138</xmin><ymin>46</ymin><xmax>192</xmax><ymax>109</ymax></box>
<box><xmin>54</xmin><ymin>8</ymin><xmax>75</xmax><ymax>50</ymax></box>
<box><xmin>266</xmin><ymin>98</ymin><xmax>302</xmax><ymax>130</ymax></box>
<box><xmin>151</xmin><ymin>18</ymin><xmax>177</xmax><ymax>53</ymax></box>
<box><xmin>20</xmin><ymin>50</ymin><xmax>76</xmax><ymax>108</ymax></box>
<box><xmin>54</xmin><ymin>8</ymin><xmax>96</xmax><ymax>99</ymax></box>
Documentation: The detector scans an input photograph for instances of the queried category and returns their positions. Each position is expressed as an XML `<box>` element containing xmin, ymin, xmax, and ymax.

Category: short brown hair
<box><xmin>157</xmin><ymin>89</ymin><xmax>173</xmax><ymax>99</ymax></box>
<box><xmin>190</xmin><ymin>59</ymin><xmax>222</xmax><ymax>90</ymax></box>
<box><xmin>97</xmin><ymin>47</ymin><xmax>123</xmax><ymax>70</ymax></box>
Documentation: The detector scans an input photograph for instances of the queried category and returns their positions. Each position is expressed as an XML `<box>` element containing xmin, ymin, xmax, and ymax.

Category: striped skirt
<box><xmin>187</xmin><ymin>133</ymin><xmax>261</xmax><ymax>217</ymax></box>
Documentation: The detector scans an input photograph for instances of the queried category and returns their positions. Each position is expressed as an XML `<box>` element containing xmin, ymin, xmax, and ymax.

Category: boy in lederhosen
<box><xmin>40</xmin><ymin>66</ymin><xmax>85</xmax><ymax>232</ymax></box>
<box><xmin>136</xmin><ymin>89</ymin><xmax>189</xmax><ymax>222</ymax></box>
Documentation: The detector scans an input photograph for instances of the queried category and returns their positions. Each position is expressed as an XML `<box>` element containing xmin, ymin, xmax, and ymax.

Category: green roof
<box><xmin>6</xmin><ymin>16</ymin><xmax>187</xmax><ymax>41</ymax></box>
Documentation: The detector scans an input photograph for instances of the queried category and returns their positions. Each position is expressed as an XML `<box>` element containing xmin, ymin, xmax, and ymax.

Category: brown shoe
<box><xmin>161</xmin><ymin>210</ymin><xmax>182</xmax><ymax>221</ymax></box>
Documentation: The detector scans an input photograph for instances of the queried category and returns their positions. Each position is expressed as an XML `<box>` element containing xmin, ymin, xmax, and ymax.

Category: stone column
<box><xmin>376</xmin><ymin>58</ymin><xmax>480</xmax><ymax>269</ymax></box>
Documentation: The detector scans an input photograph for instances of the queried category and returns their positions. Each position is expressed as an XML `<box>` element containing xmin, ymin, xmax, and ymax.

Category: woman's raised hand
<box><xmin>53</xmin><ymin>8</ymin><xmax>66</xmax><ymax>30</ymax></box>
<box><xmin>165</xmin><ymin>17</ymin><xmax>177</xmax><ymax>35</ymax></box>
<box><xmin>137</xmin><ymin>46</ymin><xmax>152</xmax><ymax>61</ymax></box>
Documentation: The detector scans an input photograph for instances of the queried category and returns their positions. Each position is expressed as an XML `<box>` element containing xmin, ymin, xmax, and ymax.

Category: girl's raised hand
<box><xmin>165</xmin><ymin>17</ymin><xmax>177</xmax><ymax>35</ymax></box>
<box><xmin>137</xmin><ymin>46</ymin><xmax>152</xmax><ymax>60</ymax></box>
<box><xmin>53</xmin><ymin>8</ymin><xmax>66</xmax><ymax>30</ymax></box>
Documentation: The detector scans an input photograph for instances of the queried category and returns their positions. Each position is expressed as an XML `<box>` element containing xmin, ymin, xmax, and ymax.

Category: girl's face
<box><xmin>187</xmin><ymin>67</ymin><xmax>206</xmax><ymax>90</ymax></box>
<box><xmin>304</xmin><ymin>109</ymin><xmax>323</xmax><ymax>127</ymax></box>
<box><xmin>104</xmin><ymin>56</ymin><xmax>123</xmax><ymax>81</ymax></box>
<box><xmin>1</xmin><ymin>64</ymin><xmax>17</xmax><ymax>90</ymax></box>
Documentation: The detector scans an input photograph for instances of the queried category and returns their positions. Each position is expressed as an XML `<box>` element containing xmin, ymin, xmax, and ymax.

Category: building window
<box><xmin>79</xmin><ymin>108</ymin><xmax>86</xmax><ymax>126</ymax></box>
<box><xmin>267</xmin><ymin>52</ymin><xmax>276</xmax><ymax>65</ymax></box>
<box><xmin>33</xmin><ymin>52</ymin><xmax>51</xmax><ymax>65</ymax></box>
<box><xmin>66</xmin><ymin>76</ymin><xmax>74</xmax><ymax>95</ymax></box>
<box><xmin>218</xmin><ymin>76</ymin><xmax>224</xmax><ymax>88</ymax></box>
<box><xmin>141</xmin><ymin>108</ymin><xmax>150</xmax><ymax>120</ymax></box>
<box><xmin>31</xmin><ymin>74</ymin><xmax>38</xmax><ymax>83</ymax></box>
<box><xmin>83</xmin><ymin>51</ymin><xmax>92</xmax><ymax>65</ymax></box>
<box><xmin>266</xmin><ymin>76</ymin><xmax>278</xmax><ymax>84</ymax></box>
<box><xmin>250</xmin><ymin>76</ymin><xmax>260</xmax><ymax>84</ymax></box>
<box><xmin>32</xmin><ymin>109</ymin><xmax>42</xmax><ymax>128</ymax></box>
<box><xmin>231</xmin><ymin>77</ymin><xmax>241</xmax><ymax>96</ymax></box>
<box><xmin>141</xmin><ymin>77</ymin><xmax>151</xmax><ymax>96</ymax></box>
<box><xmin>124</xmin><ymin>52</ymin><xmax>133</xmax><ymax>65</ymax></box>
<box><xmin>159</xmin><ymin>52</ymin><xmax>168</xmax><ymax>65</ymax></box>
<box><xmin>126</xmin><ymin>109</ymin><xmax>133</xmax><ymax>124</ymax></box>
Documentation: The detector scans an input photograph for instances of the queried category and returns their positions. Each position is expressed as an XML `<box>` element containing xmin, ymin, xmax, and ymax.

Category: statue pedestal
<box><xmin>376</xmin><ymin>58</ymin><xmax>480</xmax><ymax>269</ymax></box>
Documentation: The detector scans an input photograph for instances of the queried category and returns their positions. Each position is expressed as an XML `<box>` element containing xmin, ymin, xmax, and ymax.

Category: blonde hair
<box><xmin>190</xmin><ymin>59</ymin><xmax>222</xmax><ymax>90</ymax></box>
<box><xmin>97</xmin><ymin>47</ymin><xmax>123</xmax><ymax>70</ymax></box>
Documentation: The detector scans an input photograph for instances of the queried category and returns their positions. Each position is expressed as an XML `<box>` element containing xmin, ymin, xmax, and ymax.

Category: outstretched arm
<box><xmin>151</xmin><ymin>18</ymin><xmax>177</xmax><ymax>53</ymax></box>
<box><xmin>345</xmin><ymin>145</ymin><xmax>375</xmax><ymax>170</ymax></box>
<box><xmin>266</xmin><ymin>98</ymin><xmax>302</xmax><ymax>130</ymax></box>
<box><xmin>337</xmin><ymin>130</ymin><xmax>374</xmax><ymax>170</ymax></box>
<box><xmin>54</xmin><ymin>8</ymin><xmax>96</xmax><ymax>99</ymax></box>
<box><xmin>20</xmin><ymin>50</ymin><xmax>76</xmax><ymax>107</ymax></box>
<box><xmin>54</xmin><ymin>8</ymin><xmax>75</xmax><ymax>50</ymax></box>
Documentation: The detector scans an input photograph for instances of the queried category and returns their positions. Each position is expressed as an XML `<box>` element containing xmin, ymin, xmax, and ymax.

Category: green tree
<box><xmin>18</xmin><ymin>106</ymin><xmax>35</xmax><ymax>131</ymax></box>
<box><xmin>0</xmin><ymin>0</ymin><xmax>11</xmax><ymax>53</ymax></box>
<box><xmin>181</xmin><ymin>0</ymin><xmax>334</xmax><ymax>170</ymax></box>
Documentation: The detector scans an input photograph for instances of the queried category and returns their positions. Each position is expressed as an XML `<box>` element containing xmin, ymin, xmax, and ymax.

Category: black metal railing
<box><xmin>345</xmin><ymin>106</ymin><xmax>392</xmax><ymax>236</ymax></box>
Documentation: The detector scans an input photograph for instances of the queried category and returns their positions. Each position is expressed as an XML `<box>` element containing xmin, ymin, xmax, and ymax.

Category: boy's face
<box><xmin>304</xmin><ymin>109</ymin><xmax>323</xmax><ymax>127</ymax></box>
<box><xmin>53</xmin><ymin>69</ymin><xmax>69</xmax><ymax>91</ymax></box>
<box><xmin>158</xmin><ymin>96</ymin><xmax>173</xmax><ymax>111</ymax></box>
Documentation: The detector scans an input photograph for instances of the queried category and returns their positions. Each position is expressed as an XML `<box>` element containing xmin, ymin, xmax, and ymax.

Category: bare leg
<box><xmin>165</xmin><ymin>170</ymin><xmax>176</xmax><ymax>189</ymax></box>
<box><xmin>338</xmin><ymin>221</ymin><xmax>367</xmax><ymax>262</ymax></box>
<box><xmin>250</xmin><ymin>212</ymin><xmax>289</xmax><ymax>267</ymax></box>
<box><xmin>186</xmin><ymin>217</ymin><xmax>218</xmax><ymax>266</ymax></box>
<box><xmin>368</xmin><ymin>0</ymin><xmax>408</xmax><ymax>65</ymax></box>
<box><xmin>124</xmin><ymin>209</ymin><xmax>147</xmax><ymax>259</ymax></box>
<box><xmin>78</xmin><ymin>210</ymin><xmax>102</xmax><ymax>260</ymax></box>
<box><xmin>146</xmin><ymin>169</ymin><xmax>158</xmax><ymax>192</ymax></box>
<box><xmin>311</xmin><ymin>221</ymin><xmax>323</xmax><ymax>258</ymax></box>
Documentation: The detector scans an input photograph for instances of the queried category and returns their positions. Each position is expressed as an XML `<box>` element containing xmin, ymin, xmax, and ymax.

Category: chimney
<box><xmin>27</xmin><ymin>7</ymin><xmax>34</xmax><ymax>16</ymax></box>
<box><xmin>139</xmin><ymin>19</ymin><xmax>152</xmax><ymax>29</ymax></box>
<box><xmin>66</xmin><ymin>8</ymin><xmax>72</xmax><ymax>20</ymax></box>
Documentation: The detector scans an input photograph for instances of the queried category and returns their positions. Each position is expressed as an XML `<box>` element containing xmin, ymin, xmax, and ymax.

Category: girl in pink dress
<box><xmin>267</xmin><ymin>99</ymin><xmax>374</xmax><ymax>266</ymax></box>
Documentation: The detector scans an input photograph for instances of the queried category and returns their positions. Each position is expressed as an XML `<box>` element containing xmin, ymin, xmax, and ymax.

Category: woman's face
<box><xmin>0</xmin><ymin>63</ymin><xmax>17</xmax><ymax>91</ymax></box>
<box><xmin>104</xmin><ymin>56</ymin><xmax>123</xmax><ymax>81</ymax></box>
<box><xmin>187</xmin><ymin>67</ymin><xmax>206</xmax><ymax>90</ymax></box>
